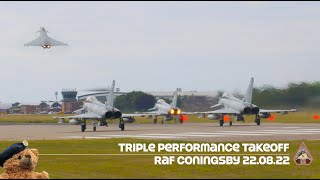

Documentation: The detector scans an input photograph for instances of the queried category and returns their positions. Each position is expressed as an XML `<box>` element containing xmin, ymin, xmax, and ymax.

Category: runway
<box><xmin>1</xmin><ymin>123</ymin><xmax>320</xmax><ymax>142</ymax></box>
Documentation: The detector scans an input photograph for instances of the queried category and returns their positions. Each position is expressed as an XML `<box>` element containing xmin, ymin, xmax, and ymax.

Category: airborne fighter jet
<box><xmin>24</xmin><ymin>27</ymin><xmax>68</xmax><ymax>49</ymax></box>
<box><xmin>197</xmin><ymin>77</ymin><xmax>296</xmax><ymax>126</ymax></box>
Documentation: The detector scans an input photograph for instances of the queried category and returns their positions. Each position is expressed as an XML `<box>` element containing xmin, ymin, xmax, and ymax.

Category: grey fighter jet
<box><xmin>197</xmin><ymin>77</ymin><xmax>296</xmax><ymax>126</ymax></box>
<box><xmin>55</xmin><ymin>80</ymin><xmax>145</xmax><ymax>132</ymax></box>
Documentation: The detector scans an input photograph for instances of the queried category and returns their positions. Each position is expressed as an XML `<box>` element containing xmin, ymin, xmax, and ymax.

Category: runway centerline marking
<box><xmin>61</xmin><ymin>127</ymin><xmax>320</xmax><ymax>140</ymax></box>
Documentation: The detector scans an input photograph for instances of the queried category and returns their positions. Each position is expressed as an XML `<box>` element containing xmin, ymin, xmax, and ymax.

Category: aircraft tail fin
<box><xmin>170</xmin><ymin>89</ymin><xmax>179</xmax><ymax>108</ymax></box>
<box><xmin>106</xmin><ymin>80</ymin><xmax>115</xmax><ymax>107</ymax></box>
<box><xmin>244</xmin><ymin>77</ymin><xmax>254</xmax><ymax>104</ymax></box>
<box><xmin>36</xmin><ymin>27</ymin><xmax>48</xmax><ymax>33</ymax></box>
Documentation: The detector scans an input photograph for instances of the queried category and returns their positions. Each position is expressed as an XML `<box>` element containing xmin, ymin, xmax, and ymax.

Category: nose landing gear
<box><xmin>81</xmin><ymin>119</ymin><xmax>86</xmax><ymax>132</ymax></box>
<box><xmin>255</xmin><ymin>114</ymin><xmax>261</xmax><ymax>126</ymax></box>
<box><xmin>219</xmin><ymin>117</ymin><xmax>224</xmax><ymax>127</ymax></box>
<box><xmin>93</xmin><ymin>120</ymin><xmax>96</xmax><ymax>132</ymax></box>
<box><xmin>119</xmin><ymin>118</ymin><xmax>125</xmax><ymax>131</ymax></box>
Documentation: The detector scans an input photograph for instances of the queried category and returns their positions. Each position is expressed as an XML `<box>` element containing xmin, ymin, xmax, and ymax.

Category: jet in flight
<box><xmin>55</xmin><ymin>80</ymin><xmax>144</xmax><ymax>132</ymax></box>
<box><xmin>197</xmin><ymin>77</ymin><xmax>296</xmax><ymax>126</ymax></box>
<box><xmin>142</xmin><ymin>89</ymin><xmax>191</xmax><ymax>124</ymax></box>
<box><xmin>24</xmin><ymin>27</ymin><xmax>68</xmax><ymax>49</ymax></box>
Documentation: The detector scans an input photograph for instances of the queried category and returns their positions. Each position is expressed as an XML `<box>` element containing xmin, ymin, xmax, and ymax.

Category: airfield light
<box><xmin>223</xmin><ymin>115</ymin><xmax>230</xmax><ymax>122</ymax></box>
<box><xmin>181</xmin><ymin>115</ymin><xmax>188</xmax><ymax>122</ymax></box>
<box><xmin>268</xmin><ymin>114</ymin><xmax>275</xmax><ymax>121</ymax></box>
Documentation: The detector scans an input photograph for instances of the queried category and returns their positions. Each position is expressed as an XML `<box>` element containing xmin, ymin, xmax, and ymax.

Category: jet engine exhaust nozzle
<box><xmin>104</xmin><ymin>111</ymin><xmax>122</xmax><ymax>119</ymax></box>
<box><xmin>113</xmin><ymin>111</ymin><xmax>122</xmax><ymax>119</ymax></box>
<box><xmin>252</xmin><ymin>107</ymin><xmax>260</xmax><ymax>114</ymax></box>
<box><xmin>243</xmin><ymin>107</ymin><xmax>260</xmax><ymax>115</ymax></box>
<box><xmin>169</xmin><ymin>108</ymin><xmax>182</xmax><ymax>115</ymax></box>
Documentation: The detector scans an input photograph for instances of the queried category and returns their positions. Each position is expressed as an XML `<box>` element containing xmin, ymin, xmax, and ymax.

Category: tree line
<box><xmin>114</xmin><ymin>81</ymin><xmax>320</xmax><ymax>112</ymax></box>
<box><xmin>252</xmin><ymin>81</ymin><xmax>320</xmax><ymax>109</ymax></box>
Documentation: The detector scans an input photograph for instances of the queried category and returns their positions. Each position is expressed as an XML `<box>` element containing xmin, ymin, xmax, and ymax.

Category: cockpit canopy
<box><xmin>156</xmin><ymin>99</ymin><xmax>166</xmax><ymax>104</ymax></box>
<box><xmin>221</xmin><ymin>92</ymin><xmax>233</xmax><ymax>99</ymax></box>
<box><xmin>85</xmin><ymin>96</ymin><xmax>98</xmax><ymax>103</ymax></box>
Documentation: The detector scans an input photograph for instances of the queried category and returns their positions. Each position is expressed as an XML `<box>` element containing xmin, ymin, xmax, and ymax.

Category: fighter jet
<box><xmin>24</xmin><ymin>27</ymin><xmax>68</xmax><ymax>49</ymax></box>
<box><xmin>197</xmin><ymin>77</ymin><xmax>296</xmax><ymax>126</ymax></box>
<box><xmin>55</xmin><ymin>80</ymin><xmax>145</xmax><ymax>132</ymax></box>
<box><xmin>141</xmin><ymin>89</ymin><xmax>192</xmax><ymax>124</ymax></box>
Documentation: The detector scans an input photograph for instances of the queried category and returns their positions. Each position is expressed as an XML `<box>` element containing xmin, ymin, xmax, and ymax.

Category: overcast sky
<box><xmin>0</xmin><ymin>1</ymin><xmax>320</xmax><ymax>103</ymax></box>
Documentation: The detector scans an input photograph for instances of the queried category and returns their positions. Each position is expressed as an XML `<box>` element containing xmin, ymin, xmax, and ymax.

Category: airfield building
<box><xmin>61</xmin><ymin>89</ymin><xmax>82</xmax><ymax>113</ymax></box>
<box><xmin>19</xmin><ymin>103</ymin><xmax>38</xmax><ymax>114</ymax></box>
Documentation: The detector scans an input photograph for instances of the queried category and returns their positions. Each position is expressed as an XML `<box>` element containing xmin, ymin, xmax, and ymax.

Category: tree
<box><xmin>114</xmin><ymin>91</ymin><xmax>156</xmax><ymax>113</ymax></box>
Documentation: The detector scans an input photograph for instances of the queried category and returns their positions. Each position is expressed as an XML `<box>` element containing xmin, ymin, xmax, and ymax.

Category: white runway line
<box><xmin>61</xmin><ymin>135</ymin><xmax>179</xmax><ymax>139</ymax></box>
<box><xmin>183</xmin><ymin>129</ymin><xmax>320</xmax><ymax>134</ymax></box>
<box><xmin>291</xmin><ymin>128</ymin><xmax>320</xmax><ymax>131</ymax></box>
<box><xmin>60</xmin><ymin>136</ymin><xmax>113</xmax><ymax>139</ymax></box>
<box><xmin>61</xmin><ymin>128</ymin><xmax>320</xmax><ymax>139</ymax></box>
<box><xmin>281</xmin><ymin>127</ymin><xmax>301</xmax><ymax>129</ymax></box>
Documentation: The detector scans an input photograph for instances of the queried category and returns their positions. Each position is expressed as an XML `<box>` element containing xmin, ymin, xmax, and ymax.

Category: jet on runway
<box><xmin>141</xmin><ymin>89</ymin><xmax>192</xmax><ymax>124</ymax></box>
<box><xmin>24</xmin><ymin>27</ymin><xmax>68</xmax><ymax>49</ymax></box>
<box><xmin>55</xmin><ymin>80</ymin><xmax>145</xmax><ymax>132</ymax></box>
<box><xmin>197</xmin><ymin>77</ymin><xmax>296</xmax><ymax>126</ymax></box>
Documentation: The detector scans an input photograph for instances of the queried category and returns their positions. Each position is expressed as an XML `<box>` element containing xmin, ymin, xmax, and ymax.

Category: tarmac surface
<box><xmin>1</xmin><ymin>123</ymin><xmax>320</xmax><ymax>142</ymax></box>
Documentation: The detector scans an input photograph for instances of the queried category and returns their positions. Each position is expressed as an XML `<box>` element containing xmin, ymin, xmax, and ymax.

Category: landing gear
<box><xmin>153</xmin><ymin>116</ymin><xmax>157</xmax><ymax>124</ymax></box>
<box><xmin>255</xmin><ymin>114</ymin><xmax>261</xmax><ymax>126</ymax></box>
<box><xmin>119</xmin><ymin>118</ymin><xmax>125</xmax><ymax>131</ymax></box>
<box><xmin>99</xmin><ymin>119</ymin><xmax>108</xmax><ymax>127</ymax></box>
<box><xmin>219</xmin><ymin>118</ymin><xmax>224</xmax><ymax>127</ymax></box>
<box><xmin>81</xmin><ymin>119</ymin><xmax>86</xmax><ymax>132</ymax></box>
<box><xmin>162</xmin><ymin>116</ymin><xmax>165</xmax><ymax>124</ymax></box>
<box><xmin>93</xmin><ymin>120</ymin><xmax>97</xmax><ymax>132</ymax></box>
<box><xmin>81</xmin><ymin>124</ymin><xmax>85</xmax><ymax>132</ymax></box>
<box><xmin>179</xmin><ymin>118</ymin><xmax>183</xmax><ymax>124</ymax></box>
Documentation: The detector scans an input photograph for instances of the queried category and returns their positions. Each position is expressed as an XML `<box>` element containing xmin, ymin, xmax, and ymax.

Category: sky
<box><xmin>0</xmin><ymin>1</ymin><xmax>320</xmax><ymax>103</ymax></box>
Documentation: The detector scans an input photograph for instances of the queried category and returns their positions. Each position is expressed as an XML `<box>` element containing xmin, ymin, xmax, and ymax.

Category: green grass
<box><xmin>0</xmin><ymin>114</ymin><xmax>71</xmax><ymax>124</ymax></box>
<box><xmin>0</xmin><ymin>139</ymin><xmax>319</xmax><ymax>178</ymax></box>
<box><xmin>0</xmin><ymin>110</ymin><xmax>319</xmax><ymax>124</ymax></box>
